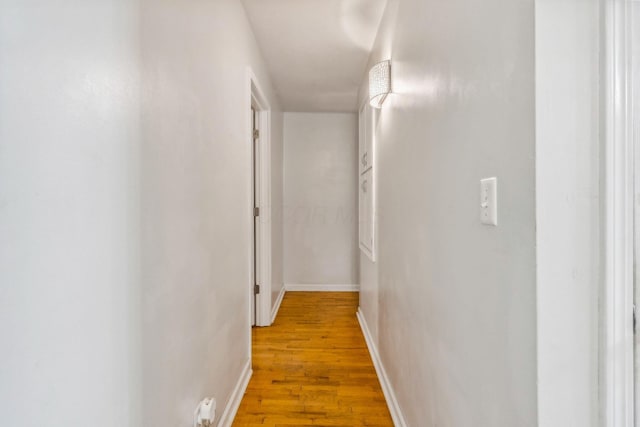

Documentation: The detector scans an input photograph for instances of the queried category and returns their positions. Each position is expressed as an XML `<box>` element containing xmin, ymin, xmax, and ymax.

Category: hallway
<box><xmin>233</xmin><ymin>293</ymin><xmax>392</xmax><ymax>426</ymax></box>
<box><xmin>1</xmin><ymin>0</ymin><xmax>634</xmax><ymax>426</ymax></box>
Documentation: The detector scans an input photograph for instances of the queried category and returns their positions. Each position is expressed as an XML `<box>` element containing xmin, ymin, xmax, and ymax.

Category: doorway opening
<box><xmin>247</xmin><ymin>68</ymin><xmax>272</xmax><ymax>331</ymax></box>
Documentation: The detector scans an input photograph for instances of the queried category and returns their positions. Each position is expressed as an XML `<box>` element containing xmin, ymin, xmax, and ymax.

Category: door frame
<box><xmin>603</xmin><ymin>0</ymin><xmax>637</xmax><ymax>425</ymax></box>
<box><xmin>246</xmin><ymin>68</ymin><xmax>272</xmax><ymax>330</ymax></box>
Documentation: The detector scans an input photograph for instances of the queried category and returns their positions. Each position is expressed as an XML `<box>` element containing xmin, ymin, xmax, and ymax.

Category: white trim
<box><xmin>216</xmin><ymin>359</ymin><xmax>252</xmax><ymax>427</ymax></box>
<box><xmin>285</xmin><ymin>284</ymin><xmax>360</xmax><ymax>292</ymax></box>
<box><xmin>603</xmin><ymin>1</ymin><xmax>636</xmax><ymax>426</ymax></box>
<box><xmin>356</xmin><ymin>308</ymin><xmax>407</xmax><ymax>427</ymax></box>
<box><xmin>270</xmin><ymin>285</ymin><xmax>286</xmax><ymax>324</ymax></box>
<box><xmin>246</xmin><ymin>67</ymin><xmax>273</xmax><ymax>328</ymax></box>
<box><xmin>358</xmin><ymin>100</ymin><xmax>377</xmax><ymax>263</ymax></box>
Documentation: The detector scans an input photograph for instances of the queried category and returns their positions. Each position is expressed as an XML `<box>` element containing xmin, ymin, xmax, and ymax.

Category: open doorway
<box><xmin>247</xmin><ymin>69</ymin><xmax>272</xmax><ymax>329</ymax></box>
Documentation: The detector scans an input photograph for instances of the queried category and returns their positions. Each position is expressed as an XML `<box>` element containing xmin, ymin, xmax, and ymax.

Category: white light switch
<box><xmin>480</xmin><ymin>177</ymin><xmax>498</xmax><ymax>226</ymax></box>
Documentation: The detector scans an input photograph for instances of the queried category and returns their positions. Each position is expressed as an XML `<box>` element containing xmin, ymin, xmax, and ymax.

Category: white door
<box><xmin>251</xmin><ymin>107</ymin><xmax>261</xmax><ymax>327</ymax></box>
<box><xmin>634</xmin><ymin>3</ymin><xmax>640</xmax><ymax>424</ymax></box>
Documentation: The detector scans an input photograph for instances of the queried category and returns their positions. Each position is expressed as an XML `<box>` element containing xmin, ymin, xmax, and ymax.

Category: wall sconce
<box><xmin>369</xmin><ymin>60</ymin><xmax>391</xmax><ymax>108</ymax></box>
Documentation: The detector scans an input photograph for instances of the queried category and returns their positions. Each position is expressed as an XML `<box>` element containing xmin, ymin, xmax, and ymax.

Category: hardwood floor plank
<box><xmin>232</xmin><ymin>292</ymin><xmax>393</xmax><ymax>426</ymax></box>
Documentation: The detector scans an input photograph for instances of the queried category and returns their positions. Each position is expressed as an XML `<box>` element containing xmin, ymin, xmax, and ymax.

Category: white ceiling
<box><xmin>241</xmin><ymin>0</ymin><xmax>387</xmax><ymax>112</ymax></box>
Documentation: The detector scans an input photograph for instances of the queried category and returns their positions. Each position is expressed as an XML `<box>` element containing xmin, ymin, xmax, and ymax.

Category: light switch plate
<box><xmin>480</xmin><ymin>177</ymin><xmax>498</xmax><ymax>226</ymax></box>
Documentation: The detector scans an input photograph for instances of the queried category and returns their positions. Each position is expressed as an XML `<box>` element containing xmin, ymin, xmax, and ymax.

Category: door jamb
<box><xmin>247</xmin><ymin>68</ymin><xmax>272</xmax><ymax>330</ymax></box>
<box><xmin>603</xmin><ymin>0</ymin><xmax>636</xmax><ymax>425</ymax></box>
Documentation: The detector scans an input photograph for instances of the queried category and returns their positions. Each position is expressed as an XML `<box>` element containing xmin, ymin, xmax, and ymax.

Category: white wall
<box><xmin>283</xmin><ymin>113</ymin><xmax>359</xmax><ymax>286</ymax></box>
<box><xmin>359</xmin><ymin>0</ymin><xmax>538</xmax><ymax>425</ymax></box>
<box><xmin>535</xmin><ymin>1</ymin><xmax>601</xmax><ymax>425</ymax></box>
<box><xmin>0</xmin><ymin>2</ymin><xmax>142</xmax><ymax>426</ymax></box>
<box><xmin>140</xmin><ymin>0</ymin><xmax>282</xmax><ymax>425</ymax></box>
<box><xmin>0</xmin><ymin>1</ymin><xmax>284</xmax><ymax>426</ymax></box>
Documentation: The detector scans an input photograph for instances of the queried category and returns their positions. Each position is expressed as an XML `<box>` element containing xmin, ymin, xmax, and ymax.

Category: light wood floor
<box><xmin>233</xmin><ymin>292</ymin><xmax>393</xmax><ymax>427</ymax></box>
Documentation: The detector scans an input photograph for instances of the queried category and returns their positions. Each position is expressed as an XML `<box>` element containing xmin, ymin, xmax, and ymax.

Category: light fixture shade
<box><xmin>369</xmin><ymin>60</ymin><xmax>391</xmax><ymax>108</ymax></box>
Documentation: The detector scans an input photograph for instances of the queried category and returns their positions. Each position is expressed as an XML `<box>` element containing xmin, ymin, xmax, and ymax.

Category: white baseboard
<box><xmin>285</xmin><ymin>283</ymin><xmax>360</xmax><ymax>292</ymax></box>
<box><xmin>357</xmin><ymin>308</ymin><xmax>408</xmax><ymax>427</ymax></box>
<box><xmin>271</xmin><ymin>285</ymin><xmax>286</xmax><ymax>324</ymax></box>
<box><xmin>217</xmin><ymin>359</ymin><xmax>252</xmax><ymax>427</ymax></box>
